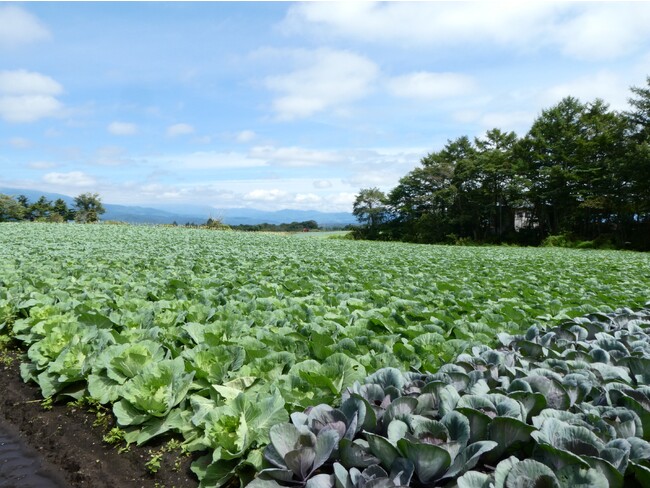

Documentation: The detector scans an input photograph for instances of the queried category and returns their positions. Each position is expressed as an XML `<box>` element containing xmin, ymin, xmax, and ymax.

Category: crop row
<box><xmin>1</xmin><ymin>223</ymin><xmax>650</xmax><ymax>485</ymax></box>
<box><xmin>252</xmin><ymin>307</ymin><xmax>650</xmax><ymax>488</ymax></box>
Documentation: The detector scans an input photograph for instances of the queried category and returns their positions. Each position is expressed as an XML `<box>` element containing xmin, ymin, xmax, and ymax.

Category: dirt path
<box><xmin>0</xmin><ymin>350</ymin><xmax>199</xmax><ymax>488</ymax></box>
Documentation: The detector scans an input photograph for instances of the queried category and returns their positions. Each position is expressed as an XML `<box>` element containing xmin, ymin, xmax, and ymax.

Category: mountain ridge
<box><xmin>0</xmin><ymin>187</ymin><xmax>356</xmax><ymax>226</ymax></box>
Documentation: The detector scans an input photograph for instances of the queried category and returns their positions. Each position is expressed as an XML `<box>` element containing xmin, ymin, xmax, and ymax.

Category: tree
<box><xmin>30</xmin><ymin>196</ymin><xmax>52</xmax><ymax>221</ymax></box>
<box><xmin>301</xmin><ymin>220</ymin><xmax>319</xmax><ymax>230</ymax></box>
<box><xmin>627</xmin><ymin>76</ymin><xmax>650</xmax><ymax>141</ymax></box>
<box><xmin>0</xmin><ymin>194</ymin><xmax>26</xmax><ymax>221</ymax></box>
<box><xmin>51</xmin><ymin>198</ymin><xmax>72</xmax><ymax>220</ymax></box>
<box><xmin>517</xmin><ymin>97</ymin><xmax>635</xmax><ymax>242</ymax></box>
<box><xmin>15</xmin><ymin>195</ymin><xmax>33</xmax><ymax>220</ymax></box>
<box><xmin>353</xmin><ymin>187</ymin><xmax>388</xmax><ymax>238</ymax></box>
<box><xmin>388</xmin><ymin>145</ymin><xmax>458</xmax><ymax>242</ymax></box>
<box><xmin>74</xmin><ymin>193</ymin><xmax>105</xmax><ymax>223</ymax></box>
<box><xmin>624</xmin><ymin>77</ymin><xmax>650</xmax><ymax>247</ymax></box>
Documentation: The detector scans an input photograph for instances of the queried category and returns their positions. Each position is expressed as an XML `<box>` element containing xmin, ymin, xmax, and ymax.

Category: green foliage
<box><xmin>353</xmin><ymin>188</ymin><xmax>388</xmax><ymax>239</ymax></box>
<box><xmin>253</xmin><ymin>306</ymin><xmax>650</xmax><ymax>488</ymax></box>
<box><xmin>541</xmin><ymin>234</ymin><xmax>573</xmax><ymax>248</ymax></box>
<box><xmin>356</xmin><ymin>79</ymin><xmax>650</xmax><ymax>250</ymax></box>
<box><xmin>103</xmin><ymin>427</ymin><xmax>126</xmax><ymax>444</ymax></box>
<box><xmin>1</xmin><ymin>224</ymin><xmax>650</xmax><ymax>485</ymax></box>
<box><xmin>542</xmin><ymin>234</ymin><xmax>618</xmax><ymax>250</ymax></box>
<box><xmin>205</xmin><ymin>217</ymin><xmax>231</xmax><ymax>230</ymax></box>
<box><xmin>0</xmin><ymin>193</ymin><xmax>75</xmax><ymax>222</ymax></box>
<box><xmin>146</xmin><ymin>450</ymin><xmax>164</xmax><ymax>473</ymax></box>
<box><xmin>74</xmin><ymin>192</ymin><xmax>105</xmax><ymax>223</ymax></box>
<box><xmin>0</xmin><ymin>193</ymin><xmax>26</xmax><ymax>221</ymax></box>
<box><xmin>230</xmin><ymin>220</ymin><xmax>319</xmax><ymax>232</ymax></box>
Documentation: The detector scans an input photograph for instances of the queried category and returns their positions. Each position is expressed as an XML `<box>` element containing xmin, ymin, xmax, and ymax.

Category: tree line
<box><xmin>353</xmin><ymin>77</ymin><xmax>650</xmax><ymax>250</ymax></box>
<box><xmin>227</xmin><ymin>220</ymin><xmax>320</xmax><ymax>232</ymax></box>
<box><xmin>0</xmin><ymin>192</ymin><xmax>105</xmax><ymax>223</ymax></box>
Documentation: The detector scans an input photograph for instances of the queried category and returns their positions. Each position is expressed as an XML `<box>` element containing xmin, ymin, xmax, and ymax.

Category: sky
<box><xmin>1</xmin><ymin>1</ymin><xmax>650</xmax><ymax>212</ymax></box>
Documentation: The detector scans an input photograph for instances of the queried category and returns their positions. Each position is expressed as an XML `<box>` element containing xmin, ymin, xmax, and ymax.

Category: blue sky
<box><xmin>2</xmin><ymin>2</ymin><xmax>650</xmax><ymax>212</ymax></box>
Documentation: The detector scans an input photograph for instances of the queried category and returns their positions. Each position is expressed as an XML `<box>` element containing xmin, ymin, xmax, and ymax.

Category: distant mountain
<box><xmin>0</xmin><ymin>188</ymin><xmax>76</xmax><ymax>206</ymax></box>
<box><xmin>139</xmin><ymin>203</ymin><xmax>357</xmax><ymax>226</ymax></box>
<box><xmin>0</xmin><ymin>187</ymin><xmax>356</xmax><ymax>226</ymax></box>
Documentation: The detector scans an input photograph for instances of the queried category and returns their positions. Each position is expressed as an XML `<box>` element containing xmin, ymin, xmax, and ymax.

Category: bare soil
<box><xmin>0</xmin><ymin>348</ymin><xmax>200</xmax><ymax>488</ymax></box>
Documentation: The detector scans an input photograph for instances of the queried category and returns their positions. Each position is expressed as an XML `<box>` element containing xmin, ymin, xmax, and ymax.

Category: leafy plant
<box><xmin>1</xmin><ymin>224</ymin><xmax>650</xmax><ymax>486</ymax></box>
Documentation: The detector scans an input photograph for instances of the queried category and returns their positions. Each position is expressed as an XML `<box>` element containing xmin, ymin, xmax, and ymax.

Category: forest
<box><xmin>353</xmin><ymin>77</ymin><xmax>650</xmax><ymax>250</ymax></box>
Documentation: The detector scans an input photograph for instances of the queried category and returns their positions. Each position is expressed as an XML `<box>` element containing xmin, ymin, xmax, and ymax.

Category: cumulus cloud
<box><xmin>387</xmin><ymin>72</ymin><xmax>476</xmax><ymax>100</ymax></box>
<box><xmin>102</xmin><ymin>178</ymin><xmax>358</xmax><ymax>212</ymax></box>
<box><xmin>281</xmin><ymin>3</ymin><xmax>557</xmax><ymax>47</ymax></box>
<box><xmin>330</xmin><ymin>192</ymin><xmax>357</xmax><ymax>208</ymax></box>
<box><xmin>0</xmin><ymin>5</ymin><xmax>50</xmax><ymax>48</ymax></box>
<box><xmin>295</xmin><ymin>193</ymin><xmax>322</xmax><ymax>204</ymax></box>
<box><xmin>152</xmin><ymin>151</ymin><xmax>268</xmax><ymax>169</ymax></box>
<box><xmin>166</xmin><ymin>123</ymin><xmax>194</xmax><ymax>137</ymax></box>
<box><xmin>43</xmin><ymin>171</ymin><xmax>96</xmax><ymax>187</ymax></box>
<box><xmin>345</xmin><ymin>168</ymin><xmax>408</xmax><ymax>190</ymax></box>
<box><xmin>552</xmin><ymin>4</ymin><xmax>650</xmax><ymax>61</ymax></box>
<box><xmin>281</xmin><ymin>2</ymin><xmax>650</xmax><ymax>61</ymax></box>
<box><xmin>0</xmin><ymin>70</ymin><xmax>62</xmax><ymax>95</ymax></box>
<box><xmin>235</xmin><ymin>130</ymin><xmax>256</xmax><ymax>143</ymax></box>
<box><xmin>541</xmin><ymin>71</ymin><xmax>631</xmax><ymax>110</ymax></box>
<box><xmin>241</xmin><ymin>188</ymin><xmax>343</xmax><ymax>209</ymax></box>
<box><xmin>453</xmin><ymin>110</ymin><xmax>536</xmax><ymax>135</ymax></box>
<box><xmin>0</xmin><ymin>70</ymin><xmax>63</xmax><ymax>123</ymax></box>
<box><xmin>249</xmin><ymin>145</ymin><xmax>342</xmax><ymax>167</ymax></box>
<box><xmin>0</xmin><ymin>95</ymin><xmax>63</xmax><ymax>123</ymax></box>
<box><xmin>244</xmin><ymin>188</ymin><xmax>288</xmax><ymax>202</ymax></box>
<box><xmin>265</xmin><ymin>48</ymin><xmax>379</xmax><ymax>120</ymax></box>
<box><xmin>108</xmin><ymin>121</ymin><xmax>138</xmax><ymax>136</ymax></box>
<box><xmin>313</xmin><ymin>179</ymin><xmax>333</xmax><ymax>189</ymax></box>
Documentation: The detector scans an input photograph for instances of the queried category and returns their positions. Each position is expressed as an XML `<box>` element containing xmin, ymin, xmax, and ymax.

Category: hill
<box><xmin>0</xmin><ymin>187</ymin><xmax>356</xmax><ymax>226</ymax></box>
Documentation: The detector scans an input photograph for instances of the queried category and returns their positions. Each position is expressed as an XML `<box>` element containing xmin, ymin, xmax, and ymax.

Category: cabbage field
<box><xmin>1</xmin><ymin>223</ymin><xmax>649</xmax><ymax>486</ymax></box>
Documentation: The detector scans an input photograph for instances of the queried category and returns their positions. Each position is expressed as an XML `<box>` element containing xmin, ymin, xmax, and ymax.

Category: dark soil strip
<box><xmin>0</xmin><ymin>421</ymin><xmax>68</xmax><ymax>488</ymax></box>
<box><xmin>0</xmin><ymin>351</ymin><xmax>198</xmax><ymax>488</ymax></box>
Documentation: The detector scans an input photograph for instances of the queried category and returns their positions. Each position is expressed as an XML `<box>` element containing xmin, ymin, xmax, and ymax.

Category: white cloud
<box><xmin>453</xmin><ymin>110</ymin><xmax>536</xmax><ymax>135</ymax></box>
<box><xmin>387</xmin><ymin>72</ymin><xmax>476</xmax><ymax>100</ymax></box>
<box><xmin>0</xmin><ymin>70</ymin><xmax>62</xmax><ymax>95</ymax></box>
<box><xmin>0</xmin><ymin>70</ymin><xmax>64</xmax><ymax>123</ymax></box>
<box><xmin>0</xmin><ymin>95</ymin><xmax>63</xmax><ymax>123</ymax></box>
<box><xmin>153</xmin><ymin>151</ymin><xmax>268</xmax><ymax>170</ymax></box>
<box><xmin>295</xmin><ymin>193</ymin><xmax>322</xmax><ymax>204</ymax></box>
<box><xmin>0</xmin><ymin>6</ymin><xmax>50</xmax><ymax>48</ymax></box>
<box><xmin>281</xmin><ymin>2</ymin><xmax>650</xmax><ymax>61</ymax></box>
<box><xmin>64</xmin><ymin>174</ymin><xmax>372</xmax><ymax>212</ymax></box>
<box><xmin>345</xmin><ymin>168</ymin><xmax>407</xmax><ymax>191</ymax></box>
<box><xmin>167</xmin><ymin>123</ymin><xmax>194</xmax><ymax>137</ymax></box>
<box><xmin>27</xmin><ymin>161</ymin><xmax>57</xmax><ymax>170</ymax></box>
<box><xmin>95</xmin><ymin>146</ymin><xmax>131</xmax><ymax>166</ymax></box>
<box><xmin>480</xmin><ymin>111</ymin><xmax>536</xmax><ymax>131</ymax></box>
<box><xmin>313</xmin><ymin>179</ymin><xmax>333</xmax><ymax>189</ymax></box>
<box><xmin>552</xmin><ymin>4</ymin><xmax>650</xmax><ymax>61</ymax></box>
<box><xmin>240</xmin><ymin>188</ymin><xmax>342</xmax><ymax>209</ymax></box>
<box><xmin>235</xmin><ymin>130</ymin><xmax>256</xmax><ymax>143</ymax></box>
<box><xmin>281</xmin><ymin>2</ymin><xmax>558</xmax><ymax>47</ymax></box>
<box><xmin>108</xmin><ymin>121</ymin><xmax>138</xmax><ymax>136</ymax></box>
<box><xmin>541</xmin><ymin>71</ymin><xmax>631</xmax><ymax>110</ymax></box>
<box><xmin>8</xmin><ymin>137</ymin><xmax>31</xmax><ymax>148</ymax></box>
<box><xmin>43</xmin><ymin>171</ymin><xmax>96</xmax><ymax>187</ymax></box>
<box><xmin>244</xmin><ymin>188</ymin><xmax>288</xmax><ymax>202</ymax></box>
<box><xmin>330</xmin><ymin>192</ymin><xmax>357</xmax><ymax>208</ymax></box>
<box><xmin>249</xmin><ymin>145</ymin><xmax>342</xmax><ymax>167</ymax></box>
<box><xmin>265</xmin><ymin>48</ymin><xmax>379</xmax><ymax>120</ymax></box>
